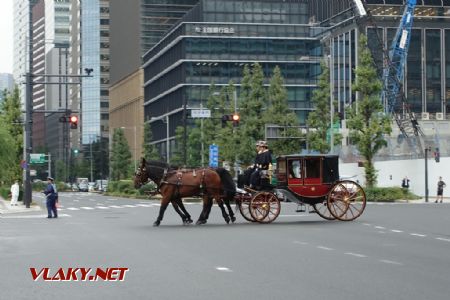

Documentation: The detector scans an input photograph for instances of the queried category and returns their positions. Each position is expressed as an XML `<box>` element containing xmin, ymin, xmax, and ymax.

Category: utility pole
<box><xmin>425</xmin><ymin>146</ymin><xmax>430</xmax><ymax>202</ymax></box>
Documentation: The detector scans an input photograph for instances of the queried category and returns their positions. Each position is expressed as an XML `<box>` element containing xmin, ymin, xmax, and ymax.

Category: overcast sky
<box><xmin>0</xmin><ymin>0</ymin><xmax>13</xmax><ymax>74</ymax></box>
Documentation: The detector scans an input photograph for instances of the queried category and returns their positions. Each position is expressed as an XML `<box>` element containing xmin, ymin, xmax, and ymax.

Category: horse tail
<box><xmin>215</xmin><ymin>168</ymin><xmax>236</xmax><ymax>199</ymax></box>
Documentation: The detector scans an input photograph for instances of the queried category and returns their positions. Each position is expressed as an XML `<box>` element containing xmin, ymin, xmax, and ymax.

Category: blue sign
<box><xmin>209</xmin><ymin>144</ymin><xmax>219</xmax><ymax>167</ymax></box>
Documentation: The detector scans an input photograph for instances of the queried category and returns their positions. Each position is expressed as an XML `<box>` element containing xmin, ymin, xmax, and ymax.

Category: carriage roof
<box><xmin>277</xmin><ymin>154</ymin><xmax>339</xmax><ymax>160</ymax></box>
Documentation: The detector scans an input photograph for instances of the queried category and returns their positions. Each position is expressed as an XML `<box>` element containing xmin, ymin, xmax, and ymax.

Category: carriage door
<box><xmin>287</xmin><ymin>159</ymin><xmax>303</xmax><ymax>193</ymax></box>
<box><xmin>302</xmin><ymin>157</ymin><xmax>328</xmax><ymax>197</ymax></box>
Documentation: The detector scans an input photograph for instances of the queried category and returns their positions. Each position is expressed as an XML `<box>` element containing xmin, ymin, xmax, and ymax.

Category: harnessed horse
<box><xmin>134</xmin><ymin>158</ymin><xmax>236</xmax><ymax>226</ymax></box>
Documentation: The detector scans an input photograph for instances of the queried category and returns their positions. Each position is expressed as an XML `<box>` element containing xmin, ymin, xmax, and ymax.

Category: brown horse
<box><xmin>134</xmin><ymin>158</ymin><xmax>236</xmax><ymax>226</ymax></box>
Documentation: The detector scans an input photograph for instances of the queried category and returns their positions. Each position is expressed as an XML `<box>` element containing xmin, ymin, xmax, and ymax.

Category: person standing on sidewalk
<box><xmin>10</xmin><ymin>180</ymin><xmax>19</xmax><ymax>206</ymax></box>
<box><xmin>436</xmin><ymin>176</ymin><xmax>446</xmax><ymax>203</ymax></box>
<box><xmin>401</xmin><ymin>176</ymin><xmax>410</xmax><ymax>189</ymax></box>
<box><xmin>43</xmin><ymin>177</ymin><xmax>58</xmax><ymax>218</ymax></box>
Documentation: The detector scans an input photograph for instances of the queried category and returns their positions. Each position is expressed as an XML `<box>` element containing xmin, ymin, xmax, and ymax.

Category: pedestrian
<box><xmin>401</xmin><ymin>176</ymin><xmax>410</xmax><ymax>189</ymax></box>
<box><xmin>10</xmin><ymin>180</ymin><xmax>19</xmax><ymax>206</ymax></box>
<box><xmin>43</xmin><ymin>177</ymin><xmax>58</xmax><ymax>218</ymax></box>
<box><xmin>436</xmin><ymin>176</ymin><xmax>446</xmax><ymax>203</ymax></box>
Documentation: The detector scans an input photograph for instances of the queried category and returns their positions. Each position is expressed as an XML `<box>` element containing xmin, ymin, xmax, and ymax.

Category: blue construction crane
<box><xmin>382</xmin><ymin>0</ymin><xmax>416</xmax><ymax>115</ymax></box>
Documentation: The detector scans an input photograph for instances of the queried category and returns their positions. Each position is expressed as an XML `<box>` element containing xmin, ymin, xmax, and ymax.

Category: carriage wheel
<box><xmin>249</xmin><ymin>192</ymin><xmax>281</xmax><ymax>224</ymax></box>
<box><xmin>313</xmin><ymin>199</ymin><xmax>336</xmax><ymax>220</ymax></box>
<box><xmin>237</xmin><ymin>195</ymin><xmax>256</xmax><ymax>222</ymax></box>
<box><xmin>327</xmin><ymin>180</ymin><xmax>366</xmax><ymax>221</ymax></box>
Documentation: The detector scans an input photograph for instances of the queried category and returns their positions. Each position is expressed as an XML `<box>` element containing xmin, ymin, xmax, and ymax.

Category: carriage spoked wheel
<box><xmin>327</xmin><ymin>180</ymin><xmax>366</xmax><ymax>221</ymax></box>
<box><xmin>249</xmin><ymin>192</ymin><xmax>281</xmax><ymax>224</ymax></box>
<box><xmin>237</xmin><ymin>195</ymin><xmax>256</xmax><ymax>222</ymax></box>
<box><xmin>312</xmin><ymin>199</ymin><xmax>336</xmax><ymax>220</ymax></box>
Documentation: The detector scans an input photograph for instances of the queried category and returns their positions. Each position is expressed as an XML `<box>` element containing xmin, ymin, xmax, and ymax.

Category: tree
<box><xmin>110</xmin><ymin>128</ymin><xmax>132</xmax><ymax>180</ymax></box>
<box><xmin>142</xmin><ymin>122</ymin><xmax>160</xmax><ymax>161</ymax></box>
<box><xmin>236</xmin><ymin>63</ymin><xmax>268</xmax><ymax>164</ymax></box>
<box><xmin>55</xmin><ymin>160</ymin><xmax>67</xmax><ymax>182</ymax></box>
<box><xmin>0</xmin><ymin>126</ymin><xmax>16</xmax><ymax>183</ymax></box>
<box><xmin>307</xmin><ymin>61</ymin><xmax>342</xmax><ymax>153</ymax></box>
<box><xmin>263</xmin><ymin>66</ymin><xmax>303</xmax><ymax>156</ymax></box>
<box><xmin>346</xmin><ymin>34</ymin><xmax>392</xmax><ymax>187</ymax></box>
<box><xmin>0</xmin><ymin>86</ymin><xmax>23</xmax><ymax>181</ymax></box>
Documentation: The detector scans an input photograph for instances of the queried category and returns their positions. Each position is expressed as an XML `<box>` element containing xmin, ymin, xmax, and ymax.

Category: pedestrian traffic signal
<box><xmin>232</xmin><ymin>113</ymin><xmax>240</xmax><ymax>127</ymax></box>
<box><xmin>69</xmin><ymin>115</ymin><xmax>78</xmax><ymax>129</ymax></box>
<box><xmin>435</xmin><ymin>147</ymin><xmax>440</xmax><ymax>163</ymax></box>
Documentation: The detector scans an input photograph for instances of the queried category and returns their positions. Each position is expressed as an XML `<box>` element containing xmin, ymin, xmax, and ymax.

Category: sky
<box><xmin>0</xmin><ymin>0</ymin><xmax>13</xmax><ymax>74</ymax></box>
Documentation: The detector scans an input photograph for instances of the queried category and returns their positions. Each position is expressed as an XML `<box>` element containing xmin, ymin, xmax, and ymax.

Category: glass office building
<box><xmin>310</xmin><ymin>0</ymin><xmax>450</xmax><ymax>119</ymax></box>
<box><xmin>80</xmin><ymin>0</ymin><xmax>110</xmax><ymax>144</ymax></box>
<box><xmin>143</xmin><ymin>0</ymin><xmax>322</xmax><ymax>159</ymax></box>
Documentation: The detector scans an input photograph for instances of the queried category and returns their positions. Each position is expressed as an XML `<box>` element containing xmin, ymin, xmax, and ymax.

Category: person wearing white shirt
<box><xmin>10</xmin><ymin>180</ymin><xmax>20</xmax><ymax>206</ymax></box>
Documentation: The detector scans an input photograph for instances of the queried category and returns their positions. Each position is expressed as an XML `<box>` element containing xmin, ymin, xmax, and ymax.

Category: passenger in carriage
<box><xmin>249</xmin><ymin>140</ymin><xmax>272</xmax><ymax>189</ymax></box>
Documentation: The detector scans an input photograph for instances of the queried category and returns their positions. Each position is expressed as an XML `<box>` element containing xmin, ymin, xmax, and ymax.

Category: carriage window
<box><xmin>304</xmin><ymin>159</ymin><xmax>320</xmax><ymax>178</ymax></box>
<box><xmin>288</xmin><ymin>160</ymin><xmax>301</xmax><ymax>179</ymax></box>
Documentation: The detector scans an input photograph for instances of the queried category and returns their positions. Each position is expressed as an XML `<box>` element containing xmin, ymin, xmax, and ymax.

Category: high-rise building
<box><xmin>78</xmin><ymin>0</ymin><xmax>111</xmax><ymax>145</ymax></box>
<box><xmin>0</xmin><ymin>73</ymin><xmax>14</xmax><ymax>105</ymax></box>
<box><xmin>109</xmin><ymin>0</ymin><xmax>198</xmax><ymax>163</ymax></box>
<box><xmin>142</xmin><ymin>0</ymin><xmax>320</xmax><ymax>160</ymax></box>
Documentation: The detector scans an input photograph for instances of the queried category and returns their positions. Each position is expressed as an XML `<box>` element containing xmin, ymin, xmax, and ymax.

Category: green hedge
<box><xmin>364</xmin><ymin>187</ymin><xmax>420</xmax><ymax>202</ymax></box>
<box><xmin>106</xmin><ymin>180</ymin><xmax>157</xmax><ymax>198</ymax></box>
<box><xmin>0</xmin><ymin>186</ymin><xmax>23</xmax><ymax>201</ymax></box>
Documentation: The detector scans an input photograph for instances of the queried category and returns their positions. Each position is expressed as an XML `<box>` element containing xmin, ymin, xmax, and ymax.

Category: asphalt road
<box><xmin>1</xmin><ymin>192</ymin><xmax>450</xmax><ymax>300</ymax></box>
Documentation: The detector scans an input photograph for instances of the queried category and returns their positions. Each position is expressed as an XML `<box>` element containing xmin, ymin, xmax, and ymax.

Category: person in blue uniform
<box><xmin>43</xmin><ymin>177</ymin><xmax>58</xmax><ymax>218</ymax></box>
<box><xmin>249</xmin><ymin>140</ymin><xmax>272</xmax><ymax>189</ymax></box>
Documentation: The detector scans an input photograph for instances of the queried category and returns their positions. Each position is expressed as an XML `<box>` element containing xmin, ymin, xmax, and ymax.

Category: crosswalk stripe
<box><xmin>108</xmin><ymin>205</ymin><xmax>123</xmax><ymax>208</ymax></box>
<box><xmin>80</xmin><ymin>207</ymin><xmax>95</xmax><ymax>210</ymax></box>
<box><xmin>96</xmin><ymin>206</ymin><xmax>110</xmax><ymax>209</ymax></box>
<box><xmin>121</xmin><ymin>205</ymin><xmax>136</xmax><ymax>208</ymax></box>
<box><xmin>66</xmin><ymin>207</ymin><xmax>80</xmax><ymax>210</ymax></box>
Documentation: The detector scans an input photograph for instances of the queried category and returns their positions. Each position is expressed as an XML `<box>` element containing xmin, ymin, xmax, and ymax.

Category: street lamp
<box><xmin>121</xmin><ymin>126</ymin><xmax>137</xmax><ymax>172</ymax></box>
<box><xmin>150</xmin><ymin>115</ymin><xmax>169</xmax><ymax>163</ymax></box>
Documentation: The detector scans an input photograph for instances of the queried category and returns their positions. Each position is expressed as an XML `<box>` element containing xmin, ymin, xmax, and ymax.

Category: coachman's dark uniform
<box><xmin>249</xmin><ymin>148</ymin><xmax>272</xmax><ymax>188</ymax></box>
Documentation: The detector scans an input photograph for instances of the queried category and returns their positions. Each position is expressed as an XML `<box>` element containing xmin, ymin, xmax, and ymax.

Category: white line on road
<box><xmin>436</xmin><ymin>237</ymin><xmax>450</xmax><ymax>242</ymax></box>
<box><xmin>66</xmin><ymin>207</ymin><xmax>80</xmax><ymax>211</ymax></box>
<box><xmin>96</xmin><ymin>206</ymin><xmax>110</xmax><ymax>209</ymax></box>
<box><xmin>363</xmin><ymin>223</ymin><xmax>371</xmax><ymax>226</ymax></box>
<box><xmin>215</xmin><ymin>267</ymin><xmax>232</xmax><ymax>272</ymax></box>
<box><xmin>108</xmin><ymin>205</ymin><xmax>123</xmax><ymax>208</ymax></box>
<box><xmin>0</xmin><ymin>214</ymin><xmax>71</xmax><ymax>219</ymax></box>
<box><xmin>278</xmin><ymin>214</ymin><xmax>311</xmax><ymax>217</ymax></box>
<box><xmin>136</xmin><ymin>204</ymin><xmax>152</xmax><ymax>207</ymax></box>
<box><xmin>391</xmin><ymin>230</ymin><xmax>403</xmax><ymax>233</ymax></box>
<box><xmin>293</xmin><ymin>241</ymin><xmax>309</xmax><ymax>245</ymax></box>
<box><xmin>80</xmin><ymin>207</ymin><xmax>95</xmax><ymax>210</ymax></box>
<box><xmin>379</xmin><ymin>259</ymin><xmax>403</xmax><ymax>265</ymax></box>
<box><xmin>375</xmin><ymin>226</ymin><xmax>386</xmax><ymax>229</ymax></box>
<box><xmin>410</xmin><ymin>233</ymin><xmax>426</xmax><ymax>237</ymax></box>
<box><xmin>317</xmin><ymin>246</ymin><xmax>334</xmax><ymax>251</ymax></box>
<box><xmin>345</xmin><ymin>252</ymin><xmax>367</xmax><ymax>258</ymax></box>
<box><xmin>121</xmin><ymin>205</ymin><xmax>137</xmax><ymax>208</ymax></box>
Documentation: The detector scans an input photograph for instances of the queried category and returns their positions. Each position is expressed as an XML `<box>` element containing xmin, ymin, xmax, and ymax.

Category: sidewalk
<box><xmin>0</xmin><ymin>197</ymin><xmax>42</xmax><ymax>214</ymax></box>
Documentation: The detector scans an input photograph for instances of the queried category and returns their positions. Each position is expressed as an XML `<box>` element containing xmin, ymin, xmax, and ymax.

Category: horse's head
<box><xmin>134</xmin><ymin>158</ymin><xmax>149</xmax><ymax>189</ymax></box>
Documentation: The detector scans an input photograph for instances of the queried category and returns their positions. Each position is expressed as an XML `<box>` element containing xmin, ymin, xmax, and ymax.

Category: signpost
<box><xmin>209</xmin><ymin>144</ymin><xmax>219</xmax><ymax>167</ymax></box>
<box><xmin>191</xmin><ymin>109</ymin><xmax>211</xmax><ymax>118</ymax></box>
<box><xmin>30</xmin><ymin>153</ymin><xmax>47</xmax><ymax>164</ymax></box>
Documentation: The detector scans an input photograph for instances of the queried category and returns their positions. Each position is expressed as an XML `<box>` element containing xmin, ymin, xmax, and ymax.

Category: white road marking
<box><xmin>293</xmin><ymin>241</ymin><xmax>309</xmax><ymax>245</ymax></box>
<box><xmin>375</xmin><ymin>226</ymin><xmax>385</xmax><ymax>229</ymax></box>
<box><xmin>379</xmin><ymin>259</ymin><xmax>403</xmax><ymax>265</ymax></box>
<box><xmin>66</xmin><ymin>207</ymin><xmax>80</xmax><ymax>211</ymax></box>
<box><xmin>108</xmin><ymin>205</ymin><xmax>123</xmax><ymax>208</ymax></box>
<box><xmin>391</xmin><ymin>230</ymin><xmax>403</xmax><ymax>233</ymax></box>
<box><xmin>410</xmin><ymin>233</ymin><xmax>426</xmax><ymax>237</ymax></box>
<box><xmin>136</xmin><ymin>204</ymin><xmax>152</xmax><ymax>207</ymax></box>
<box><xmin>215</xmin><ymin>267</ymin><xmax>232</xmax><ymax>272</ymax></box>
<box><xmin>96</xmin><ymin>206</ymin><xmax>110</xmax><ymax>209</ymax></box>
<box><xmin>121</xmin><ymin>205</ymin><xmax>137</xmax><ymax>208</ymax></box>
<box><xmin>278</xmin><ymin>214</ymin><xmax>311</xmax><ymax>217</ymax></box>
<box><xmin>317</xmin><ymin>246</ymin><xmax>334</xmax><ymax>251</ymax></box>
<box><xmin>80</xmin><ymin>207</ymin><xmax>95</xmax><ymax>210</ymax></box>
<box><xmin>363</xmin><ymin>223</ymin><xmax>371</xmax><ymax>226</ymax></box>
<box><xmin>345</xmin><ymin>252</ymin><xmax>367</xmax><ymax>258</ymax></box>
<box><xmin>0</xmin><ymin>214</ymin><xmax>71</xmax><ymax>219</ymax></box>
<box><xmin>436</xmin><ymin>237</ymin><xmax>450</xmax><ymax>242</ymax></box>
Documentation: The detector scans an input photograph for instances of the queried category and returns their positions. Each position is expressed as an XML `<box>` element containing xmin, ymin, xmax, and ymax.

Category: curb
<box><xmin>0</xmin><ymin>198</ymin><xmax>42</xmax><ymax>214</ymax></box>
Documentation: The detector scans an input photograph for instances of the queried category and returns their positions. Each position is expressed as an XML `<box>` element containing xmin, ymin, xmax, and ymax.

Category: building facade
<box><xmin>0</xmin><ymin>73</ymin><xmax>14</xmax><ymax>104</ymax></box>
<box><xmin>142</xmin><ymin>0</ymin><xmax>322</xmax><ymax>160</ymax></box>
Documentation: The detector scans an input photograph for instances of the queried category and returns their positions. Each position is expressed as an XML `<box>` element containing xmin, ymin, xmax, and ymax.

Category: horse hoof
<box><xmin>196</xmin><ymin>220</ymin><xmax>206</xmax><ymax>225</ymax></box>
<box><xmin>231</xmin><ymin>216</ymin><xmax>236</xmax><ymax>223</ymax></box>
<box><xmin>225</xmin><ymin>218</ymin><xmax>230</xmax><ymax>224</ymax></box>
<box><xmin>153</xmin><ymin>221</ymin><xmax>160</xmax><ymax>227</ymax></box>
<box><xmin>187</xmin><ymin>219</ymin><xmax>193</xmax><ymax>224</ymax></box>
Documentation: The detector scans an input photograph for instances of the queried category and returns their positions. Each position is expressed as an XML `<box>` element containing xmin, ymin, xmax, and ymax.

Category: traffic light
<box><xmin>73</xmin><ymin>149</ymin><xmax>79</xmax><ymax>155</ymax></box>
<box><xmin>69</xmin><ymin>115</ymin><xmax>78</xmax><ymax>129</ymax></box>
<box><xmin>59</xmin><ymin>116</ymin><xmax>67</xmax><ymax>123</ymax></box>
<box><xmin>221</xmin><ymin>115</ymin><xmax>230</xmax><ymax>127</ymax></box>
<box><xmin>435</xmin><ymin>147</ymin><xmax>440</xmax><ymax>163</ymax></box>
<box><xmin>232</xmin><ymin>113</ymin><xmax>240</xmax><ymax>127</ymax></box>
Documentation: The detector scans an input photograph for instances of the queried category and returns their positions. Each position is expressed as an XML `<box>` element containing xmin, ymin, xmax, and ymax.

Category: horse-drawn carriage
<box><xmin>236</xmin><ymin>154</ymin><xmax>366</xmax><ymax>223</ymax></box>
<box><xmin>134</xmin><ymin>154</ymin><xmax>366</xmax><ymax>226</ymax></box>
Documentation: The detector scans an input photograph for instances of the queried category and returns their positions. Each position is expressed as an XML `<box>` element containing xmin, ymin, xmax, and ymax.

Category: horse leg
<box><xmin>217</xmin><ymin>198</ymin><xmax>230</xmax><ymax>224</ymax></box>
<box><xmin>171</xmin><ymin>198</ymin><xmax>189</xmax><ymax>225</ymax></box>
<box><xmin>154</xmin><ymin>197</ymin><xmax>170</xmax><ymax>227</ymax></box>
<box><xmin>196</xmin><ymin>195</ymin><xmax>212</xmax><ymax>225</ymax></box>
<box><xmin>176</xmin><ymin>200</ymin><xmax>193</xmax><ymax>224</ymax></box>
<box><xmin>224</xmin><ymin>193</ymin><xmax>236</xmax><ymax>223</ymax></box>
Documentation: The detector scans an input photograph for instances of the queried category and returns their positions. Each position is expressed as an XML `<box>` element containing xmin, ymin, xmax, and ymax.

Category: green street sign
<box><xmin>30</xmin><ymin>153</ymin><xmax>46</xmax><ymax>164</ymax></box>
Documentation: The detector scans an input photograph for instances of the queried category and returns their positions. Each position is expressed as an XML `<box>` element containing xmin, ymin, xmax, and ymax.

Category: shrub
<box><xmin>364</xmin><ymin>187</ymin><xmax>420</xmax><ymax>202</ymax></box>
